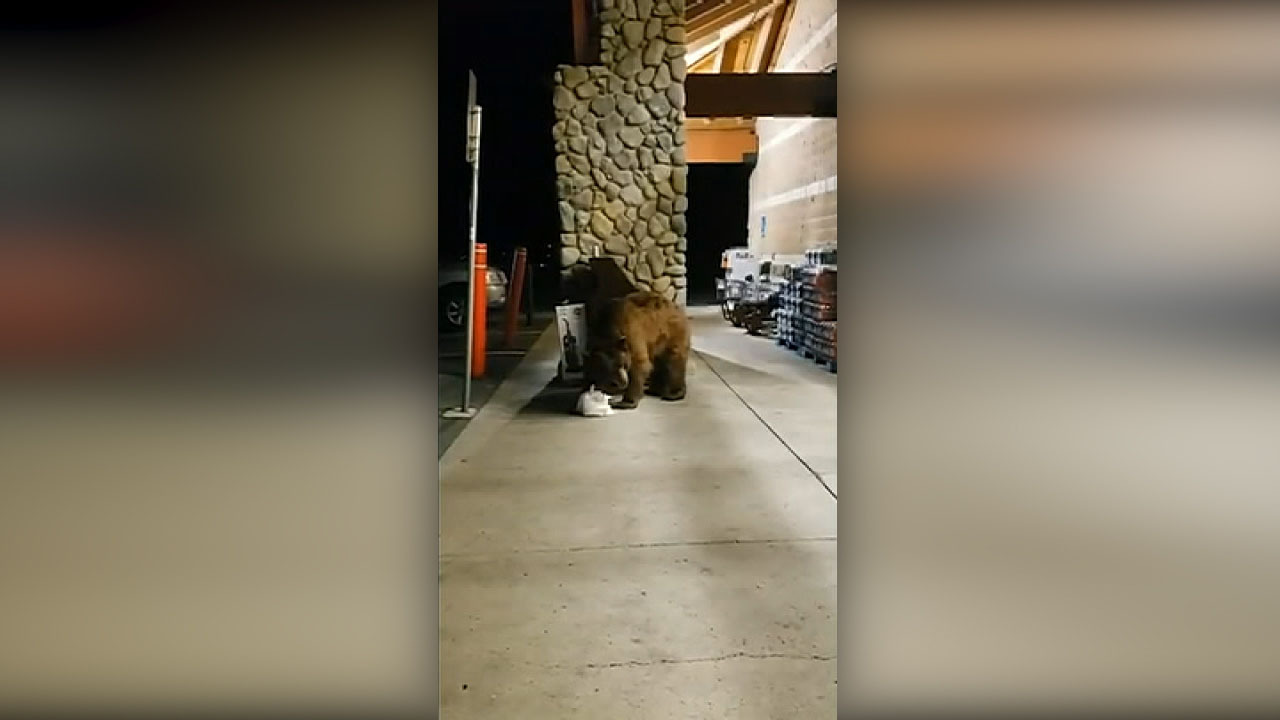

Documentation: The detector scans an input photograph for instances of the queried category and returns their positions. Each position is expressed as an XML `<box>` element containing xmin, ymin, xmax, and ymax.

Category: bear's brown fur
<box><xmin>584</xmin><ymin>291</ymin><xmax>690</xmax><ymax>409</ymax></box>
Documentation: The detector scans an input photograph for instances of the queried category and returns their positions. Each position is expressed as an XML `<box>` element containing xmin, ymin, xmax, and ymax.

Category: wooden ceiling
<box><xmin>679</xmin><ymin>0</ymin><xmax>804</xmax><ymax>160</ymax></box>
<box><xmin>685</xmin><ymin>0</ymin><xmax>795</xmax><ymax>74</ymax></box>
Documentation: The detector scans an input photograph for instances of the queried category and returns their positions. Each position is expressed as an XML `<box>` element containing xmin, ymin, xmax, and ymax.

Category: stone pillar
<box><xmin>552</xmin><ymin>0</ymin><xmax>688</xmax><ymax>305</ymax></box>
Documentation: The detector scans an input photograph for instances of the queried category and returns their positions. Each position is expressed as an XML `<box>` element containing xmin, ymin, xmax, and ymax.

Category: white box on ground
<box><xmin>555</xmin><ymin>303</ymin><xmax>587</xmax><ymax>383</ymax></box>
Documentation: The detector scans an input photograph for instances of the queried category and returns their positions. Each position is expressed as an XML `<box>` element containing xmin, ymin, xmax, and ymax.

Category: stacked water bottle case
<box><xmin>774</xmin><ymin>246</ymin><xmax>836</xmax><ymax>372</ymax></box>
<box><xmin>775</xmin><ymin>270</ymin><xmax>805</xmax><ymax>349</ymax></box>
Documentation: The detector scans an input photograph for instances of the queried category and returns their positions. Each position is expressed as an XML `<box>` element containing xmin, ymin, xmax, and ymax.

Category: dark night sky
<box><xmin>439</xmin><ymin>1</ymin><xmax>573</xmax><ymax>284</ymax></box>
<box><xmin>439</xmin><ymin>1</ymin><xmax>751</xmax><ymax>305</ymax></box>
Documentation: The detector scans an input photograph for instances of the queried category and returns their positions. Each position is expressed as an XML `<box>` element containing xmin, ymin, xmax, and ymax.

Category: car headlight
<box><xmin>486</xmin><ymin>267</ymin><xmax>506</xmax><ymax>285</ymax></box>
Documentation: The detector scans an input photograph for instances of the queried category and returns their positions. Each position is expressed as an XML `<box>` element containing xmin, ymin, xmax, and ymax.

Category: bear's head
<box><xmin>585</xmin><ymin>334</ymin><xmax>630</xmax><ymax>396</ymax></box>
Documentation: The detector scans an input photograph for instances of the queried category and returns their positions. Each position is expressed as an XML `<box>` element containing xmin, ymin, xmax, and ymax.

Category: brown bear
<box><xmin>583</xmin><ymin>291</ymin><xmax>690</xmax><ymax>409</ymax></box>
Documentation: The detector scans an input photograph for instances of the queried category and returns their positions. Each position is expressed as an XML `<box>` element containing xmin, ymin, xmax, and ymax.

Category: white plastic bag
<box><xmin>576</xmin><ymin>386</ymin><xmax>615</xmax><ymax>417</ymax></box>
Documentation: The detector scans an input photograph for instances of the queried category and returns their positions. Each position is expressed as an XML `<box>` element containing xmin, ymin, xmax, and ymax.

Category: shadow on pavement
<box><xmin>517</xmin><ymin>379</ymin><xmax>582</xmax><ymax>417</ymax></box>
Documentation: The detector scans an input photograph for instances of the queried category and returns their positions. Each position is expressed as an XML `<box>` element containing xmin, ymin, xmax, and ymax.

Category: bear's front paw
<box><xmin>611</xmin><ymin>397</ymin><xmax>638</xmax><ymax>410</ymax></box>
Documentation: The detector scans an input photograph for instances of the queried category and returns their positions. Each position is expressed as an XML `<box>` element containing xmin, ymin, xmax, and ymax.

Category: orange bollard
<box><xmin>503</xmin><ymin>247</ymin><xmax>527</xmax><ymax>348</ymax></box>
<box><xmin>471</xmin><ymin>243</ymin><xmax>487</xmax><ymax>378</ymax></box>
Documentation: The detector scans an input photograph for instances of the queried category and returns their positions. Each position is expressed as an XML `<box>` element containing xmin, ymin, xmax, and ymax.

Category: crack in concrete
<box><xmin>582</xmin><ymin>651</ymin><xmax>837</xmax><ymax>670</ymax></box>
<box><xmin>692</xmin><ymin>349</ymin><xmax>838</xmax><ymax>500</ymax></box>
<box><xmin>441</xmin><ymin>536</ymin><xmax>837</xmax><ymax>561</ymax></box>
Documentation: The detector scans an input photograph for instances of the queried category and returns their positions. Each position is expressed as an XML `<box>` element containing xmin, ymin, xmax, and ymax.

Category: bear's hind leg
<box><xmin>645</xmin><ymin>357</ymin><xmax>669</xmax><ymax>397</ymax></box>
<box><xmin>659</xmin><ymin>351</ymin><xmax>686</xmax><ymax>401</ymax></box>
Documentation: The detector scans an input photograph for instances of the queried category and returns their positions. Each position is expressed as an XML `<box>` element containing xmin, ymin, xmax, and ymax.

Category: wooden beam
<box><xmin>685</xmin><ymin>0</ymin><xmax>726</xmax><ymax>24</ymax></box>
<box><xmin>687</xmin><ymin>0</ymin><xmax>734</xmax><ymax>23</ymax></box>
<box><xmin>688</xmin><ymin>0</ymin><xmax>769</xmax><ymax>39</ymax></box>
<box><xmin>570</xmin><ymin>0</ymin><xmax>599</xmax><ymax>65</ymax></box>
<box><xmin>712</xmin><ymin>42</ymin><xmax>726</xmax><ymax>73</ymax></box>
<box><xmin>727</xmin><ymin>31</ymin><xmax>752</xmax><ymax>73</ymax></box>
<box><xmin>690</xmin><ymin>52</ymin><xmax>719</xmax><ymax>74</ymax></box>
<box><xmin>685</xmin><ymin>72</ymin><xmax>836</xmax><ymax>117</ymax></box>
<box><xmin>734</xmin><ymin>29</ymin><xmax>756</xmax><ymax>72</ymax></box>
<box><xmin>746</xmin><ymin>7</ymin><xmax>777</xmax><ymax>73</ymax></box>
<box><xmin>719</xmin><ymin>32</ymin><xmax>748</xmax><ymax>73</ymax></box>
<box><xmin>686</xmin><ymin>126</ymin><xmax>759</xmax><ymax>163</ymax></box>
<box><xmin>740</xmin><ymin>25</ymin><xmax>759</xmax><ymax>71</ymax></box>
<box><xmin>686</xmin><ymin>0</ymin><xmax>784</xmax><ymax>68</ymax></box>
<box><xmin>687</xmin><ymin>14</ymin><xmax>752</xmax><ymax>67</ymax></box>
<box><xmin>764</xmin><ymin>0</ymin><xmax>796</xmax><ymax>71</ymax></box>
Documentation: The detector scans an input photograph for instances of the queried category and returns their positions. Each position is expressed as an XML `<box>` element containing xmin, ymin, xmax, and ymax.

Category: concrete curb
<box><xmin>439</xmin><ymin>324</ymin><xmax>562</xmax><ymax>473</ymax></box>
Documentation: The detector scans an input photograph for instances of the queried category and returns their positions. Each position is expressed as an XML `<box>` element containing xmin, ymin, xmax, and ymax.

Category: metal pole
<box><xmin>445</xmin><ymin>89</ymin><xmax>483</xmax><ymax>419</ymax></box>
<box><xmin>440</xmin><ymin>70</ymin><xmax>481</xmax><ymax>417</ymax></box>
<box><xmin>462</xmin><ymin>104</ymin><xmax>482</xmax><ymax>410</ymax></box>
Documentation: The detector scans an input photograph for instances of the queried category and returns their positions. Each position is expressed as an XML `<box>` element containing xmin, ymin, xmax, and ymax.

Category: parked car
<box><xmin>440</xmin><ymin>256</ymin><xmax>507</xmax><ymax>331</ymax></box>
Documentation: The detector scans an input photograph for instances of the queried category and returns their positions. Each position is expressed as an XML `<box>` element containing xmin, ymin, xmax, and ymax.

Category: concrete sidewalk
<box><xmin>438</xmin><ymin>310</ymin><xmax>554</xmax><ymax>458</ymax></box>
<box><xmin>439</xmin><ymin>307</ymin><xmax>837</xmax><ymax>719</ymax></box>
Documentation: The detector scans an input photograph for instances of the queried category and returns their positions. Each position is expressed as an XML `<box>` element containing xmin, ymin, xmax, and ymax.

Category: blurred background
<box><xmin>842</xmin><ymin>3</ymin><xmax>1280</xmax><ymax>716</ymax></box>
<box><xmin>0</xmin><ymin>2</ymin><xmax>436</xmax><ymax>717</ymax></box>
